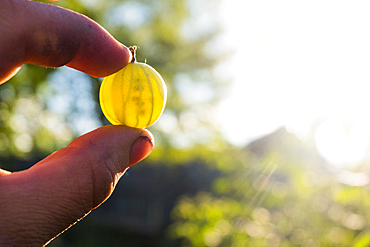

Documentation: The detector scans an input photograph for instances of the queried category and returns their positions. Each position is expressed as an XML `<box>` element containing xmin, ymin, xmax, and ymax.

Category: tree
<box><xmin>169</xmin><ymin>128</ymin><xmax>370</xmax><ymax>247</ymax></box>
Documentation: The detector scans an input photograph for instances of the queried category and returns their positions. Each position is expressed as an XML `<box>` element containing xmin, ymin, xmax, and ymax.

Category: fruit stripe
<box><xmin>126</xmin><ymin>64</ymin><xmax>136</xmax><ymax>127</ymax></box>
<box><xmin>115</xmin><ymin>65</ymin><xmax>128</xmax><ymax>125</ymax></box>
<box><xmin>141</xmin><ymin>65</ymin><xmax>155</xmax><ymax>127</ymax></box>
<box><xmin>101</xmin><ymin>72</ymin><xmax>120</xmax><ymax>125</ymax></box>
<box><xmin>114</xmin><ymin>65</ymin><xmax>125</xmax><ymax>125</ymax></box>
<box><xmin>146</xmin><ymin>65</ymin><xmax>166</xmax><ymax>122</ymax></box>
<box><xmin>136</xmin><ymin>65</ymin><xmax>143</xmax><ymax>127</ymax></box>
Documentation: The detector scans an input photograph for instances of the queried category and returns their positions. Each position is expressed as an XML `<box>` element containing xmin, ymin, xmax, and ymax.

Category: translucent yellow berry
<box><xmin>99</xmin><ymin>46</ymin><xmax>167</xmax><ymax>128</ymax></box>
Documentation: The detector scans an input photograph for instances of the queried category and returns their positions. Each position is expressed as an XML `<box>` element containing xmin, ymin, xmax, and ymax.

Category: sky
<box><xmin>216</xmin><ymin>1</ymin><xmax>370</xmax><ymax>167</ymax></box>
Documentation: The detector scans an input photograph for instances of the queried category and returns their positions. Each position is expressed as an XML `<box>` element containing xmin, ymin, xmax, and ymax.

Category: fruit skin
<box><xmin>99</xmin><ymin>59</ymin><xmax>167</xmax><ymax>128</ymax></box>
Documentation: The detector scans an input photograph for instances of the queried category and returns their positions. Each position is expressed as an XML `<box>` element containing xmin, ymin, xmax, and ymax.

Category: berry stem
<box><xmin>129</xmin><ymin>46</ymin><xmax>137</xmax><ymax>63</ymax></box>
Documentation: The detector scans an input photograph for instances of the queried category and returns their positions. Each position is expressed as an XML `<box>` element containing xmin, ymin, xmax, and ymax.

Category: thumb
<box><xmin>0</xmin><ymin>125</ymin><xmax>153</xmax><ymax>247</ymax></box>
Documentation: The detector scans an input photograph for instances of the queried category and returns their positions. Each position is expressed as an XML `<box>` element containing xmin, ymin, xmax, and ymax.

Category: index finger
<box><xmin>0</xmin><ymin>0</ymin><xmax>131</xmax><ymax>84</ymax></box>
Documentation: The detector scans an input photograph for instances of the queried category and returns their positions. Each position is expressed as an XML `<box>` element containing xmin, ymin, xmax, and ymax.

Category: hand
<box><xmin>0</xmin><ymin>0</ymin><xmax>153</xmax><ymax>246</ymax></box>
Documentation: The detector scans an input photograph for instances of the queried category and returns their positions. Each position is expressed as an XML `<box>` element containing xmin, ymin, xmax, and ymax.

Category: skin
<box><xmin>0</xmin><ymin>0</ymin><xmax>154</xmax><ymax>246</ymax></box>
<box><xmin>0</xmin><ymin>0</ymin><xmax>132</xmax><ymax>83</ymax></box>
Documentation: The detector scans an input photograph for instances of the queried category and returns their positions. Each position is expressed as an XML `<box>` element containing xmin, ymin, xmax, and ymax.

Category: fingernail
<box><xmin>129</xmin><ymin>134</ymin><xmax>154</xmax><ymax>167</ymax></box>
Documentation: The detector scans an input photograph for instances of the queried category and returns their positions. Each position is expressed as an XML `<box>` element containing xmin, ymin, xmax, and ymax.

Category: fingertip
<box><xmin>129</xmin><ymin>129</ymin><xmax>154</xmax><ymax>167</ymax></box>
<box><xmin>66</xmin><ymin>40</ymin><xmax>132</xmax><ymax>78</ymax></box>
<box><xmin>67</xmin><ymin>125</ymin><xmax>154</xmax><ymax>169</ymax></box>
<box><xmin>9</xmin><ymin>0</ymin><xmax>131</xmax><ymax>78</ymax></box>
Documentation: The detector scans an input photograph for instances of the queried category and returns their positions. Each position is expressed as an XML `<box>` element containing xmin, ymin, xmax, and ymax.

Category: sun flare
<box><xmin>217</xmin><ymin>0</ymin><xmax>370</xmax><ymax>167</ymax></box>
<box><xmin>315</xmin><ymin>117</ymin><xmax>370</xmax><ymax>166</ymax></box>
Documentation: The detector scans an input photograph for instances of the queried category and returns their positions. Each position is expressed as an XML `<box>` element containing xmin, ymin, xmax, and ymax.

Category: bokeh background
<box><xmin>2</xmin><ymin>0</ymin><xmax>370</xmax><ymax>246</ymax></box>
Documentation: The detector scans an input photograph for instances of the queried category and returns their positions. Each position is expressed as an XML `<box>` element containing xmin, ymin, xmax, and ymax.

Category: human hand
<box><xmin>0</xmin><ymin>0</ymin><xmax>153</xmax><ymax>246</ymax></box>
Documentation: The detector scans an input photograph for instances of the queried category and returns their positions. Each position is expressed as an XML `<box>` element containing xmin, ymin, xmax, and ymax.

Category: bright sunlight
<box><xmin>217</xmin><ymin>0</ymin><xmax>370</xmax><ymax>167</ymax></box>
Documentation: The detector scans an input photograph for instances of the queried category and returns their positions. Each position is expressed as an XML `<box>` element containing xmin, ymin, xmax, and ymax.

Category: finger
<box><xmin>0</xmin><ymin>0</ymin><xmax>131</xmax><ymax>84</ymax></box>
<box><xmin>0</xmin><ymin>169</ymin><xmax>11</xmax><ymax>176</ymax></box>
<box><xmin>0</xmin><ymin>125</ymin><xmax>153</xmax><ymax>247</ymax></box>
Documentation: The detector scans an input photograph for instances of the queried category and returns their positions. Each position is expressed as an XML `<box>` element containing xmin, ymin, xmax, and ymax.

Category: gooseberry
<box><xmin>99</xmin><ymin>46</ymin><xmax>167</xmax><ymax>128</ymax></box>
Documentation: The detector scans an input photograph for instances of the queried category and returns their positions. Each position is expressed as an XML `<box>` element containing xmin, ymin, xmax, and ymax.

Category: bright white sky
<box><xmin>216</xmin><ymin>0</ymin><xmax>370</xmax><ymax>167</ymax></box>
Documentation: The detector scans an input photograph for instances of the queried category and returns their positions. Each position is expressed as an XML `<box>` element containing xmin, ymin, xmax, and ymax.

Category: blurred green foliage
<box><xmin>169</xmin><ymin>131</ymin><xmax>370</xmax><ymax>247</ymax></box>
